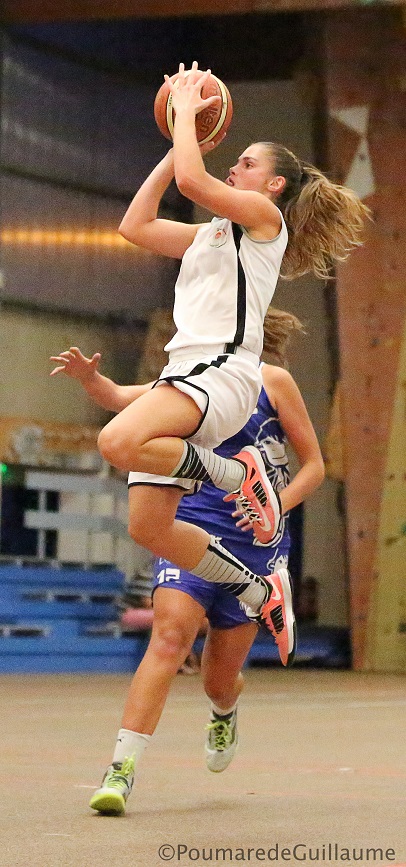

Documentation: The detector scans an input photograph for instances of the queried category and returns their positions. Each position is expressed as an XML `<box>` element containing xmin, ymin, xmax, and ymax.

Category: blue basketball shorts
<box><xmin>152</xmin><ymin>540</ymin><xmax>290</xmax><ymax>630</ymax></box>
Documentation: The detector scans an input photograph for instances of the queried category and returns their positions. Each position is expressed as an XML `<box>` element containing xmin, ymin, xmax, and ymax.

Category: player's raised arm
<box><xmin>167</xmin><ymin>63</ymin><xmax>280</xmax><ymax>237</ymax></box>
<box><xmin>118</xmin><ymin>149</ymin><xmax>201</xmax><ymax>259</ymax></box>
<box><xmin>50</xmin><ymin>346</ymin><xmax>153</xmax><ymax>413</ymax></box>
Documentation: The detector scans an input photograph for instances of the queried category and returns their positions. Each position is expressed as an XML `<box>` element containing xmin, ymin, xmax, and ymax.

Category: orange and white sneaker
<box><xmin>224</xmin><ymin>445</ymin><xmax>281</xmax><ymax>544</ymax></box>
<box><xmin>243</xmin><ymin>569</ymin><xmax>296</xmax><ymax>667</ymax></box>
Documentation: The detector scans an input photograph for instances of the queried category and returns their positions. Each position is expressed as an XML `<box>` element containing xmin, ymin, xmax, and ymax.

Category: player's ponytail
<box><xmin>262</xmin><ymin>307</ymin><xmax>305</xmax><ymax>367</ymax></box>
<box><xmin>259</xmin><ymin>142</ymin><xmax>371</xmax><ymax>281</ymax></box>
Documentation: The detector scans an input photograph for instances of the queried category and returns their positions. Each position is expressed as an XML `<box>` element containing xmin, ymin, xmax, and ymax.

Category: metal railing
<box><xmin>24</xmin><ymin>469</ymin><xmax>130</xmax><ymax>569</ymax></box>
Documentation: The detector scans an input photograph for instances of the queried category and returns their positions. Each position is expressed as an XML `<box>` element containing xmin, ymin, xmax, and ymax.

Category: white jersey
<box><xmin>165</xmin><ymin>213</ymin><xmax>288</xmax><ymax>359</ymax></box>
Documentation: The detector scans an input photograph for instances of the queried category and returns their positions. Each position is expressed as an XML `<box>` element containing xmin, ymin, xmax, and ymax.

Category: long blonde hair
<box><xmin>262</xmin><ymin>306</ymin><xmax>306</xmax><ymax>367</ymax></box>
<box><xmin>259</xmin><ymin>142</ymin><xmax>371</xmax><ymax>280</ymax></box>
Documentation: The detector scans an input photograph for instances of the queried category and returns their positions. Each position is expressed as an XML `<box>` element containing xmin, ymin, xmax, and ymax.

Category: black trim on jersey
<box><xmin>152</xmin><ymin>376</ymin><xmax>210</xmax><ymax>439</ymax></box>
<box><xmin>187</xmin><ymin>354</ymin><xmax>229</xmax><ymax>377</ymax></box>
<box><xmin>224</xmin><ymin>223</ymin><xmax>247</xmax><ymax>355</ymax></box>
<box><xmin>152</xmin><ymin>353</ymin><xmax>230</xmax><ymax>440</ymax></box>
<box><xmin>128</xmin><ymin>480</ymin><xmax>199</xmax><ymax>495</ymax></box>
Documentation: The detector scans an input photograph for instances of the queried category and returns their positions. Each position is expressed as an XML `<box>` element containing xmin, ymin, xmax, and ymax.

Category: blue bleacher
<box><xmin>0</xmin><ymin>563</ymin><xmax>351</xmax><ymax>673</ymax></box>
<box><xmin>0</xmin><ymin>562</ymin><xmax>149</xmax><ymax>673</ymax></box>
<box><xmin>0</xmin><ymin>563</ymin><xmax>125</xmax><ymax>589</ymax></box>
<box><xmin>245</xmin><ymin>624</ymin><xmax>351</xmax><ymax>667</ymax></box>
<box><xmin>190</xmin><ymin>624</ymin><xmax>351</xmax><ymax>669</ymax></box>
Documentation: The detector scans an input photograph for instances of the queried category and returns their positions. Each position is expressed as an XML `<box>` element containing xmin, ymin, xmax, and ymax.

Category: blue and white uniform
<box><xmin>153</xmin><ymin>385</ymin><xmax>291</xmax><ymax>628</ymax></box>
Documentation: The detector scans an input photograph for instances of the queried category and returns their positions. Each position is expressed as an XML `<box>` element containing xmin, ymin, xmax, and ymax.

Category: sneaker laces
<box><xmin>106</xmin><ymin>755</ymin><xmax>134</xmax><ymax>788</ymax></box>
<box><xmin>234</xmin><ymin>494</ymin><xmax>261</xmax><ymax>525</ymax></box>
<box><xmin>205</xmin><ymin>719</ymin><xmax>233</xmax><ymax>751</ymax></box>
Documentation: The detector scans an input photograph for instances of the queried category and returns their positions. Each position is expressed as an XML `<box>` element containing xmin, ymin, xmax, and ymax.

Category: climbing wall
<box><xmin>323</xmin><ymin>7</ymin><xmax>406</xmax><ymax>670</ymax></box>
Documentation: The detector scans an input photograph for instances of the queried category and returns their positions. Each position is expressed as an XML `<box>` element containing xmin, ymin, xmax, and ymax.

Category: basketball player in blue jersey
<box><xmin>50</xmin><ymin>307</ymin><xmax>325</xmax><ymax>815</ymax></box>
<box><xmin>86</xmin><ymin>62</ymin><xmax>368</xmax><ymax>669</ymax></box>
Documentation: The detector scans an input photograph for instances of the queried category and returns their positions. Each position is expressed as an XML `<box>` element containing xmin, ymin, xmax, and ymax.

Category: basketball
<box><xmin>154</xmin><ymin>69</ymin><xmax>233</xmax><ymax>146</ymax></box>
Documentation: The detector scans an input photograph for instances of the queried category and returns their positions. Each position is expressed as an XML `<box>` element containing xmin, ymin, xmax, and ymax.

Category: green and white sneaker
<box><xmin>205</xmin><ymin>709</ymin><xmax>238</xmax><ymax>773</ymax></box>
<box><xmin>89</xmin><ymin>755</ymin><xmax>135</xmax><ymax>815</ymax></box>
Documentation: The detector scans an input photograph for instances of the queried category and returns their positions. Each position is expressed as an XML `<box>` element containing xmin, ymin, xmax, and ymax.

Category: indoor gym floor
<box><xmin>1</xmin><ymin>668</ymin><xmax>405</xmax><ymax>867</ymax></box>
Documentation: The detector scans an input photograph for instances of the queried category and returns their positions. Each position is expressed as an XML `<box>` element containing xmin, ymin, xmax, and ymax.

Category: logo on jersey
<box><xmin>209</xmin><ymin>227</ymin><xmax>228</xmax><ymax>247</ymax></box>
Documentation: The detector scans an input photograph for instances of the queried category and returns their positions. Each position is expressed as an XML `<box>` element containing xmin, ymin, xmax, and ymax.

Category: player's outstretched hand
<box><xmin>231</xmin><ymin>509</ymin><xmax>254</xmax><ymax>534</ymax></box>
<box><xmin>164</xmin><ymin>61</ymin><xmax>221</xmax><ymax>117</ymax></box>
<box><xmin>50</xmin><ymin>346</ymin><xmax>101</xmax><ymax>381</ymax></box>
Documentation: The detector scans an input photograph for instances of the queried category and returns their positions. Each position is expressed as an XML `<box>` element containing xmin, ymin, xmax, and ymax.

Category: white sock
<box><xmin>112</xmin><ymin>728</ymin><xmax>151</xmax><ymax>766</ymax></box>
<box><xmin>211</xmin><ymin>700</ymin><xmax>238</xmax><ymax>718</ymax></box>
<box><xmin>192</xmin><ymin>535</ymin><xmax>268</xmax><ymax>610</ymax></box>
<box><xmin>171</xmin><ymin>441</ymin><xmax>245</xmax><ymax>493</ymax></box>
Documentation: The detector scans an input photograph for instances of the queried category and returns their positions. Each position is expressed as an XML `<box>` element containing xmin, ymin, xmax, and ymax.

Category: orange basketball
<box><xmin>154</xmin><ymin>69</ymin><xmax>233</xmax><ymax>146</ymax></box>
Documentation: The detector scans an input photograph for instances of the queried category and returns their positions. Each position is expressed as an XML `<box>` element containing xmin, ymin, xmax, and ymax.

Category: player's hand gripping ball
<box><xmin>154</xmin><ymin>66</ymin><xmax>233</xmax><ymax>146</ymax></box>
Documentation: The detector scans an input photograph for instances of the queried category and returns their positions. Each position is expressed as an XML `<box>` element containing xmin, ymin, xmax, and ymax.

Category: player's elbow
<box><xmin>315</xmin><ymin>457</ymin><xmax>326</xmax><ymax>487</ymax></box>
<box><xmin>118</xmin><ymin>219</ymin><xmax>137</xmax><ymax>242</ymax></box>
<box><xmin>176</xmin><ymin>173</ymin><xmax>204</xmax><ymax>201</ymax></box>
<box><xmin>118</xmin><ymin>218</ymin><xmax>149</xmax><ymax>247</ymax></box>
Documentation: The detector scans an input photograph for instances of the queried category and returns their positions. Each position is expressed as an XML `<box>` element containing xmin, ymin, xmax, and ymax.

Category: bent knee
<box><xmin>203</xmin><ymin>671</ymin><xmax>243</xmax><ymax>705</ymax></box>
<box><xmin>97</xmin><ymin>427</ymin><xmax>122</xmax><ymax>466</ymax></box>
<box><xmin>98</xmin><ymin>427</ymin><xmax>139</xmax><ymax>470</ymax></box>
<box><xmin>150</xmin><ymin>623</ymin><xmax>193</xmax><ymax>666</ymax></box>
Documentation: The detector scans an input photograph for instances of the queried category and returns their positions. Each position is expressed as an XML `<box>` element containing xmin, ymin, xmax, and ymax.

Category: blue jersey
<box><xmin>176</xmin><ymin>383</ymin><xmax>290</xmax><ymax>551</ymax></box>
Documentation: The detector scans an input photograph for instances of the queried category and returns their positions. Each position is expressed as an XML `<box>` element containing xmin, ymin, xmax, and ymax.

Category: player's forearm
<box><xmin>279</xmin><ymin>458</ymin><xmax>325</xmax><ymax>514</ymax></box>
<box><xmin>79</xmin><ymin>371</ymin><xmax>126</xmax><ymax>412</ymax></box>
<box><xmin>80</xmin><ymin>373</ymin><xmax>152</xmax><ymax>413</ymax></box>
<box><xmin>119</xmin><ymin>151</ymin><xmax>175</xmax><ymax>237</ymax></box>
<box><xmin>173</xmin><ymin>111</ymin><xmax>207</xmax><ymax>192</ymax></box>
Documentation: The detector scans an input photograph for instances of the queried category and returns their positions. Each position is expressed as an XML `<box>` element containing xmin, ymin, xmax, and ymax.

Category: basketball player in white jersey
<box><xmin>89</xmin><ymin>64</ymin><xmax>367</xmax><ymax>668</ymax></box>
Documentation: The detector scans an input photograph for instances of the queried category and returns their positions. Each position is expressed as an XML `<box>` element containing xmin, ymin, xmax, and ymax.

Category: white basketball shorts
<box><xmin>128</xmin><ymin>349</ymin><xmax>262</xmax><ymax>494</ymax></box>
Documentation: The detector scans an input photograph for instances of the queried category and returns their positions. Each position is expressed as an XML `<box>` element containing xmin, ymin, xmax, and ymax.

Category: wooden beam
<box><xmin>2</xmin><ymin>0</ymin><xmax>403</xmax><ymax>25</ymax></box>
<box><xmin>2</xmin><ymin>0</ymin><xmax>251</xmax><ymax>25</ymax></box>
